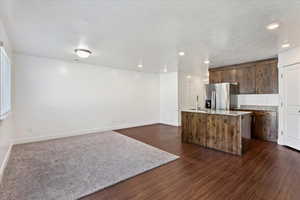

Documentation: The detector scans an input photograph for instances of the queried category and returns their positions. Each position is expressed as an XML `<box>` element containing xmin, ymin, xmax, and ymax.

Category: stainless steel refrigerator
<box><xmin>205</xmin><ymin>83</ymin><xmax>238</xmax><ymax>110</ymax></box>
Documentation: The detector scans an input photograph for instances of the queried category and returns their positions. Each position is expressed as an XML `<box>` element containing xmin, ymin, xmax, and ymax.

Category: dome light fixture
<box><xmin>74</xmin><ymin>48</ymin><xmax>92</xmax><ymax>58</ymax></box>
<box><xmin>266</xmin><ymin>23</ymin><xmax>280</xmax><ymax>30</ymax></box>
<box><xmin>281</xmin><ymin>43</ymin><xmax>290</xmax><ymax>48</ymax></box>
<box><xmin>178</xmin><ymin>51</ymin><xmax>185</xmax><ymax>56</ymax></box>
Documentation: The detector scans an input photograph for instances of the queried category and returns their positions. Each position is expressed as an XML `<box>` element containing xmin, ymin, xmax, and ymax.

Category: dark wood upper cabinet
<box><xmin>236</xmin><ymin>66</ymin><xmax>256</xmax><ymax>94</ymax></box>
<box><xmin>255</xmin><ymin>60</ymin><xmax>279</xmax><ymax>94</ymax></box>
<box><xmin>209</xmin><ymin>58</ymin><xmax>278</xmax><ymax>94</ymax></box>
<box><xmin>209</xmin><ymin>70</ymin><xmax>222</xmax><ymax>84</ymax></box>
<box><xmin>221</xmin><ymin>68</ymin><xmax>237</xmax><ymax>83</ymax></box>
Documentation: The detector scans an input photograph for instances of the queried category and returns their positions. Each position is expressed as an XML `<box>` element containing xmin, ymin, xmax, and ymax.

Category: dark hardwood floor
<box><xmin>82</xmin><ymin>124</ymin><xmax>300</xmax><ymax>200</ymax></box>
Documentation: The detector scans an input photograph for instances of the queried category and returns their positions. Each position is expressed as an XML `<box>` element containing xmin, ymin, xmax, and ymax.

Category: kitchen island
<box><xmin>181</xmin><ymin>109</ymin><xmax>252</xmax><ymax>155</ymax></box>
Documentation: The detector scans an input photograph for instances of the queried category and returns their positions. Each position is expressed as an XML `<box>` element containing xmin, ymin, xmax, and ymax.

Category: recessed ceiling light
<box><xmin>281</xmin><ymin>43</ymin><xmax>291</xmax><ymax>48</ymax></box>
<box><xmin>138</xmin><ymin>64</ymin><xmax>143</xmax><ymax>68</ymax></box>
<box><xmin>178</xmin><ymin>52</ymin><xmax>185</xmax><ymax>56</ymax></box>
<box><xmin>266</xmin><ymin>23</ymin><xmax>280</xmax><ymax>30</ymax></box>
<box><xmin>74</xmin><ymin>48</ymin><xmax>92</xmax><ymax>58</ymax></box>
<box><xmin>186</xmin><ymin>75</ymin><xmax>192</xmax><ymax>79</ymax></box>
<box><xmin>204</xmin><ymin>60</ymin><xmax>210</xmax><ymax>64</ymax></box>
<box><xmin>59</xmin><ymin>67</ymin><xmax>68</xmax><ymax>75</ymax></box>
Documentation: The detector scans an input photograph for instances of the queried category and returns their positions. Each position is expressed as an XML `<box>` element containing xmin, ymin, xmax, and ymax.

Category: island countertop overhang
<box><xmin>181</xmin><ymin>109</ymin><xmax>252</xmax><ymax>116</ymax></box>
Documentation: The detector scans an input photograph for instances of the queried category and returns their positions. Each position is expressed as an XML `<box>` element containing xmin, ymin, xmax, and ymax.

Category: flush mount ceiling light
<box><xmin>178</xmin><ymin>51</ymin><xmax>185</xmax><ymax>56</ymax></box>
<box><xmin>281</xmin><ymin>43</ymin><xmax>291</xmax><ymax>48</ymax></box>
<box><xmin>74</xmin><ymin>48</ymin><xmax>92</xmax><ymax>58</ymax></box>
<box><xmin>204</xmin><ymin>60</ymin><xmax>210</xmax><ymax>64</ymax></box>
<box><xmin>266</xmin><ymin>23</ymin><xmax>280</xmax><ymax>30</ymax></box>
<box><xmin>186</xmin><ymin>75</ymin><xmax>192</xmax><ymax>79</ymax></box>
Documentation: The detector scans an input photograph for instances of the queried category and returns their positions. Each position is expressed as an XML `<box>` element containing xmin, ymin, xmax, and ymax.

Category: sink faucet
<box><xmin>196</xmin><ymin>96</ymin><xmax>199</xmax><ymax>110</ymax></box>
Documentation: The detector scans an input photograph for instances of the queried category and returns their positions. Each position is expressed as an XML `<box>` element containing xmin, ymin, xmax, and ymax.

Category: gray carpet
<box><xmin>0</xmin><ymin>131</ymin><xmax>179</xmax><ymax>200</ymax></box>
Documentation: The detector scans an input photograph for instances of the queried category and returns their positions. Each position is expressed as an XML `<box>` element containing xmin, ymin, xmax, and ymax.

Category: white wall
<box><xmin>159</xmin><ymin>72</ymin><xmax>179</xmax><ymax>126</ymax></box>
<box><xmin>0</xmin><ymin>19</ymin><xmax>14</xmax><ymax>174</ymax></box>
<box><xmin>278</xmin><ymin>46</ymin><xmax>300</xmax><ymax>67</ymax></box>
<box><xmin>178</xmin><ymin>72</ymin><xmax>206</xmax><ymax>126</ymax></box>
<box><xmin>178</xmin><ymin>72</ymin><xmax>205</xmax><ymax>110</ymax></box>
<box><xmin>13</xmin><ymin>54</ymin><xmax>160</xmax><ymax>143</ymax></box>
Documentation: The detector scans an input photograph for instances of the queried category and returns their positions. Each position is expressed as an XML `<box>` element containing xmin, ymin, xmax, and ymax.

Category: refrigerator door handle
<box><xmin>211</xmin><ymin>91</ymin><xmax>216</xmax><ymax>109</ymax></box>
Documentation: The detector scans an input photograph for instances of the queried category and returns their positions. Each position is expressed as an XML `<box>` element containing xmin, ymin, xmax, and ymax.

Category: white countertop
<box><xmin>181</xmin><ymin>109</ymin><xmax>252</xmax><ymax>116</ymax></box>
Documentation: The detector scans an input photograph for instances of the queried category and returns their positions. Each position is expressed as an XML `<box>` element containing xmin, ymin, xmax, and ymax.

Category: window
<box><xmin>0</xmin><ymin>44</ymin><xmax>11</xmax><ymax>120</ymax></box>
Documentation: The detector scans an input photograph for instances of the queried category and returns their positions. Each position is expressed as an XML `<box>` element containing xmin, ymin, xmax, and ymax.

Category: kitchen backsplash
<box><xmin>236</xmin><ymin>94</ymin><xmax>279</xmax><ymax>106</ymax></box>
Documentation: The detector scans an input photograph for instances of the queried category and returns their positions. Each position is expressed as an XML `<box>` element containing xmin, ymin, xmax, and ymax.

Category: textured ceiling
<box><xmin>1</xmin><ymin>0</ymin><xmax>300</xmax><ymax>73</ymax></box>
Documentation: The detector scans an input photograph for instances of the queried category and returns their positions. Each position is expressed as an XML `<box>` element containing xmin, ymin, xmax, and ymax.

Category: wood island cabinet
<box><xmin>209</xmin><ymin>58</ymin><xmax>278</xmax><ymax>94</ymax></box>
<box><xmin>181</xmin><ymin>112</ymin><xmax>207</xmax><ymax>146</ymax></box>
<box><xmin>182</xmin><ymin>111</ymin><xmax>251</xmax><ymax>155</ymax></box>
<box><xmin>206</xmin><ymin>114</ymin><xmax>241</xmax><ymax>154</ymax></box>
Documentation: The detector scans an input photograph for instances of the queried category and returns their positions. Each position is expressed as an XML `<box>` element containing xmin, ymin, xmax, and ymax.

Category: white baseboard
<box><xmin>159</xmin><ymin>120</ymin><xmax>179</xmax><ymax>127</ymax></box>
<box><xmin>160</xmin><ymin>122</ymin><xmax>179</xmax><ymax>127</ymax></box>
<box><xmin>13</xmin><ymin>121</ymin><xmax>159</xmax><ymax>145</ymax></box>
<box><xmin>0</xmin><ymin>144</ymin><xmax>12</xmax><ymax>184</ymax></box>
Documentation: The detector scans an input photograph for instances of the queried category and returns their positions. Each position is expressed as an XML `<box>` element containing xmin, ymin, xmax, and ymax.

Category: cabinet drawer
<box><xmin>252</xmin><ymin>111</ymin><xmax>278</xmax><ymax>142</ymax></box>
